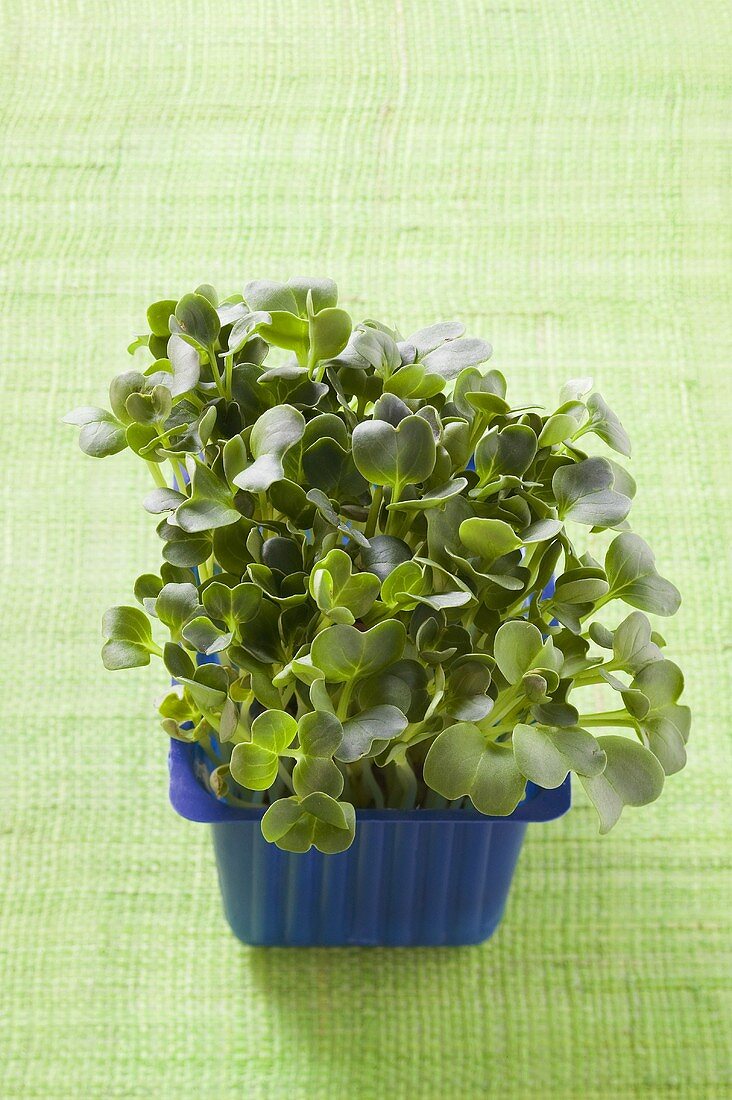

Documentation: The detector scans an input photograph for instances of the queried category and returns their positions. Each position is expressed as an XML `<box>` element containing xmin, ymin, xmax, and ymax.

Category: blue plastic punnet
<box><xmin>169</xmin><ymin>740</ymin><xmax>571</xmax><ymax>947</ymax></box>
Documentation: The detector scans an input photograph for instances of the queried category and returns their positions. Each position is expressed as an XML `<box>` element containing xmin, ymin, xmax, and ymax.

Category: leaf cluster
<box><xmin>66</xmin><ymin>279</ymin><xmax>689</xmax><ymax>852</ymax></box>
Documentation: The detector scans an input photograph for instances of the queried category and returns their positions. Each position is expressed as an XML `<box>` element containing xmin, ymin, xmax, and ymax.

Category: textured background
<box><xmin>1</xmin><ymin>1</ymin><xmax>730</xmax><ymax>1097</ymax></box>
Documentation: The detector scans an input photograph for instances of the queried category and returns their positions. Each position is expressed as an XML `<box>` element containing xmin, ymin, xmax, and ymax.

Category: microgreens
<box><xmin>66</xmin><ymin>278</ymin><xmax>690</xmax><ymax>852</ymax></box>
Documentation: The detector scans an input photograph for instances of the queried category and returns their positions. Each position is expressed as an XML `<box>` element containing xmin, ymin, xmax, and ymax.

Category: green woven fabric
<box><xmin>2</xmin><ymin>1</ymin><xmax>730</xmax><ymax>1096</ymax></box>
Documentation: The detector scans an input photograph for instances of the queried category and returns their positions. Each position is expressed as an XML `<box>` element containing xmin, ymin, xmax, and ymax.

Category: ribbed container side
<box><xmin>211</xmin><ymin>815</ymin><xmax>532</xmax><ymax>947</ymax></box>
<box><xmin>171</xmin><ymin>741</ymin><xmax>570</xmax><ymax>948</ymax></box>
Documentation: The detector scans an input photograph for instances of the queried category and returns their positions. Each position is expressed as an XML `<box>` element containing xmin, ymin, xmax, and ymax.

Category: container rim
<box><xmin>168</xmin><ymin>740</ymin><xmax>571</xmax><ymax>825</ymax></box>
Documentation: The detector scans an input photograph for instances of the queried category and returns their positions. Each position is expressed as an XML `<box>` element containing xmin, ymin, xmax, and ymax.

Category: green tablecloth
<box><xmin>2</xmin><ymin>1</ymin><xmax>730</xmax><ymax>1096</ymax></box>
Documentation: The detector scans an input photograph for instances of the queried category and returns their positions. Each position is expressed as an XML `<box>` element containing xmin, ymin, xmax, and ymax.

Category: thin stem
<box><xmin>364</xmin><ymin>485</ymin><xmax>384</xmax><ymax>539</ymax></box>
<box><xmin>198</xmin><ymin>731</ymin><xmax>219</xmax><ymax>766</ymax></box>
<box><xmin>423</xmin><ymin>787</ymin><xmax>449</xmax><ymax>810</ymax></box>
<box><xmin>571</xmin><ymin>664</ymin><xmax>619</xmax><ymax>688</ymax></box>
<box><xmin>353</xmin><ymin>760</ymin><xmax>385</xmax><ymax>809</ymax></box>
<box><xmin>485</xmin><ymin>684</ymin><xmax>522</xmax><ymax>728</ymax></box>
<box><xmin>395</xmin><ymin>758</ymin><xmax>417</xmax><ymax>810</ymax></box>
<box><xmin>385</xmin><ymin>484</ymin><xmax>403</xmax><ymax>536</ymax></box>
<box><xmin>208</xmin><ymin>346</ymin><xmax>225</xmax><ymax>397</ymax></box>
<box><xmin>277</xmin><ymin>760</ymin><xmax>295</xmax><ymax>793</ymax></box>
<box><xmin>580</xmin><ymin>594</ymin><xmax>613</xmax><ymax>622</ymax></box>
<box><xmin>224</xmin><ymin>352</ymin><xmax>234</xmax><ymax>400</ymax></box>
<box><xmin>225</xmin><ymin>792</ymin><xmax>266</xmax><ymax>809</ymax></box>
<box><xmin>337</xmin><ymin>679</ymin><xmax>355</xmax><ymax>721</ymax></box>
<box><xmin>579</xmin><ymin>711</ymin><xmax>636</xmax><ymax>728</ymax></box>
<box><xmin>171</xmin><ymin>457</ymin><xmax>189</xmax><ymax>495</ymax></box>
<box><xmin>489</xmin><ymin>698</ymin><xmax>527</xmax><ymax>734</ymax></box>
<box><xmin>146</xmin><ymin>460</ymin><xmax>168</xmax><ymax>488</ymax></box>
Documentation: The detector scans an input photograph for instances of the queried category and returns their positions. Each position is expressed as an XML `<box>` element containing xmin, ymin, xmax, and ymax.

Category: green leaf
<box><xmin>288</xmin><ymin>276</ymin><xmax>339</xmax><ymax>313</ymax></box>
<box><xmin>258</xmin><ymin>312</ymin><xmax>309</xmax><ymax>357</ymax></box>
<box><xmin>384</xmin><ymin>361</ymin><xmax>445</xmax><ymax>400</ymax></box>
<box><xmin>134</xmin><ymin>573</ymin><xmax>163</xmax><ymax>604</ymax></box>
<box><xmin>352</xmin><ymin>415</ymin><xmax>436</xmax><ymax>492</ymax></box>
<box><xmin>413</xmin><ymin>589</ymin><xmax>473</xmax><ymax>611</ymax></box>
<box><xmin>611</xmin><ymin>611</ymin><xmax>664</xmax><ymax>673</ymax></box>
<box><xmin>311</xmin><ymin>621</ymin><xmax>407</xmax><ymax>683</ymax></box>
<box><xmin>407</xmin><ymin>320</ymin><xmax>465</xmax><ymax>355</ymax></box>
<box><xmin>380</xmin><ymin>560</ymin><xmax>426</xmax><ymax>610</ymax></box>
<box><xmin>227</xmin><ymin>310</ymin><xmax>272</xmax><ymax>354</ymax></box>
<box><xmin>537</xmin><ymin>413</ymin><xmax>579</xmax><ymax>447</ymax></box>
<box><xmin>335</xmin><ymin>706</ymin><xmax>408</xmax><ymax>762</ymax></box>
<box><xmin>474</xmin><ymin>425</ymin><xmax>537</xmax><ymax>484</ymax></box>
<box><xmin>309</xmin><ymin>306</ymin><xmax>352</xmax><ymax>363</ymax></box>
<box><xmin>598</xmin><ymin>671</ymin><xmax>650</xmax><ymax>719</ymax></box>
<box><xmin>361</xmin><ymin>535</ymin><xmax>412</xmax><ymax>581</ymax></box>
<box><xmin>161</xmin><ymin>527</ymin><xmax>211</xmax><ymax>567</ymax></box>
<box><xmin>109</xmin><ymin>370</ymin><xmax>147</xmax><ymax>424</ymax></box>
<box><xmin>261</xmin><ymin>793</ymin><xmax>356</xmax><ymax>853</ymax></box>
<box><xmin>268</xmin><ymin>479</ymin><xmax>316</xmax><ymax>528</ymax></box>
<box><xmin>352</xmin><ymin>328</ymin><xmax>401</xmax><ymax>376</ymax></box>
<box><xmin>458</xmin><ymin>517</ymin><xmax>523</xmax><ymax>564</ymax></box>
<box><xmin>177</xmin><ymin>460</ymin><xmax>240</xmax><ymax>532</ymax></box>
<box><xmin>560</xmin><ymin>377</ymin><xmax>593</xmax><ymax>403</ymax></box>
<box><xmin>174</xmin><ymin>292</ymin><xmax>220</xmax><ymax>348</ymax></box>
<box><xmin>181</xmin><ymin>615</ymin><xmax>232</xmax><ymax>655</ymax></box>
<box><xmin>297</xmin><ymin>710</ymin><xmax>343</xmax><ymax>758</ymax></box>
<box><xmin>292</xmin><ymin>711</ymin><xmax>344</xmax><ymax>798</ymax></box>
<box><xmin>521</xmin><ymin>518</ymin><xmax>563</xmax><ymax>544</ymax></box>
<box><xmin>513</xmin><ymin>724</ymin><xmax>606</xmax><ymax>788</ymax></box>
<box><xmin>423</xmin><ymin>723</ymin><xmax>526</xmax><ymax>815</ymax></box>
<box><xmin>442</xmin><ymin>658</ymin><xmax>494</xmax><ymax>721</ymax></box>
<box><xmin>584</xmin><ymin>393</ymin><xmax>631</xmax><ymax>457</ymax></box>
<box><xmin>101</xmin><ymin>606</ymin><xmax>157</xmax><ymax>669</ymax></box>
<box><xmin>632</xmin><ymin>660</ymin><xmax>691</xmax><ymax>774</ymax></box>
<box><xmin>453</xmin><ymin>367</ymin><xmax>506</xmax><ymax>418</ymax></box>
<box><xmin>143</xmin><ymin>487</ymin><xmax>186</xmax><ymax>514</ymax></box>
<box><xmin>63</xmin><ymin>406</ymin><xmax>126</xmax><ymax>458</ymax></box>
<box><xmin>493</xmin><ymin>620</ymin><xmax>544</xmax><ymax>684</ymax></box>
<box><xmin>230</xmin><ymin>710</ymin><xmax>298</xmax><ymax>790</ymax></box>
<box><xmin>553</xmin><ymin>457</ymin><xmax>631</xmax><ymax>527</ymax></box>
<box><xmin>301</xmin><ymin>437</ymin><xmax>368</xmax><ymax>500</ymax></box>
<box><xmin>184</xmin><ymin>662</ymin><xmax>229</xmax><ymax>705</ymax></box>
<box><xmin>233</xmin><ymin>405</ymin><xmax>306</xmax><ymax>493</ymax></box>
<box><xmin>253</xmin><ymin>402</ymin><xmax>306</xmax><ymax>457</ymax></box>
<box><xmin>553</xmin><ymin>567</ymin><xmax>609</xmax><ymax>605</ymax></box>
<box><xmin>155</xmin><ymin>582</ymin><xmax>200</xmax><ymax>640</ymax></box>
<box><xmin>244</xmin><ymin>279</ymin><xmax>300</xmax><ymax>314</ymax></box>
<box><xmin>147</xmin><ymin>299</ymin><xmax>177</xmax><ymax>337</ymax></box>
<box><xmin>163</xmin><ymin>642</ymin><xmax>195</xmax><ymax>680</ymax></box>
<box><xmin>604</xmin><ymin>533</ymin><xmax>681</xmax><ymax>616</ymax></box>
<box><xmin>579</xmin><ymin>735</ymin><xmax>665</xmax><ymax>833</ymax></box>
<box><xmin>125</xmin><ymin>384</ymin><xmax>172</xmax><ymax>425</ymax></box>
<box><xmin>202</xmin><ymin>581</ymin><xmax>261</xmax><ymax>629</ymax></box>
<box><xmin>292</xmin><ymin>756</ymin><xmax>345</xmax><ymax>799</ymax></box>
<box><xmin>310</xmin><ymin>548</ymin><xmax>380</xmax><ymax>623</ymax></box>
<box><xmin>305</xmin><ymin>488</ymin><xmax>369</xmax><ymax>548</ymax></box>
<box><xmin>387</xmin><ymin>478</ymin><xmax>469</xmax><ymax>513</ymax></box>
<box><xmin>167</xmin><ymin>335</ymin><xmax>201</xmax><ymax>396</ymax></box>
<box><xmin>422</xmin><ymin>337</ymin><xmax>493</xmax><ymax>381</ymax></box>
<box><xmin>230</xmin><ymin>742</ymin><xmax>278</xmax><ymax>789</ymax></box>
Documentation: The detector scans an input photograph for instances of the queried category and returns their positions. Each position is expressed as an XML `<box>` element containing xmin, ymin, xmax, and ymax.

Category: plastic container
<box><xmin>169</xmin><ymin>740</ymin><xmax>570</xmax><ymax>947</ymax></box>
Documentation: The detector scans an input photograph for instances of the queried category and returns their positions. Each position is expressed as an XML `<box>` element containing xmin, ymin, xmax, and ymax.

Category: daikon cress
<box><xmin>65</xmin><ymin>278</ymin><xmax>690</xmax><ymax>945</ymax></box>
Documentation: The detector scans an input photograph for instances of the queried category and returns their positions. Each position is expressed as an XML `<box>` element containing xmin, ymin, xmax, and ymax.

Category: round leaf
<box><xmin>605</xmin><ymin>533</ymin><xmax>681</xmax><ymax>616</ymax></box>
<box><xmin>513</xmin><ymin>724</ymin><xmax>606</xmax><ymax>788</ymax></box>
<box><xmin>579</xmin><ymin>735</ymin><xmax>665</xmax><ymax>833</ymax></box>
<box><xmin>310</xmin><ymin>621</ymin><xmax>407</xmax><ymax>683</ymax></box>
<box><xmin>423</xmin><ymin>723</ymin><xmax>526</xmax><ymax>815</ymax></box>
<box><xmin>352</xmin><ymin>415</ymin><xmax>436</xmax><ymax>490</ymax></box>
